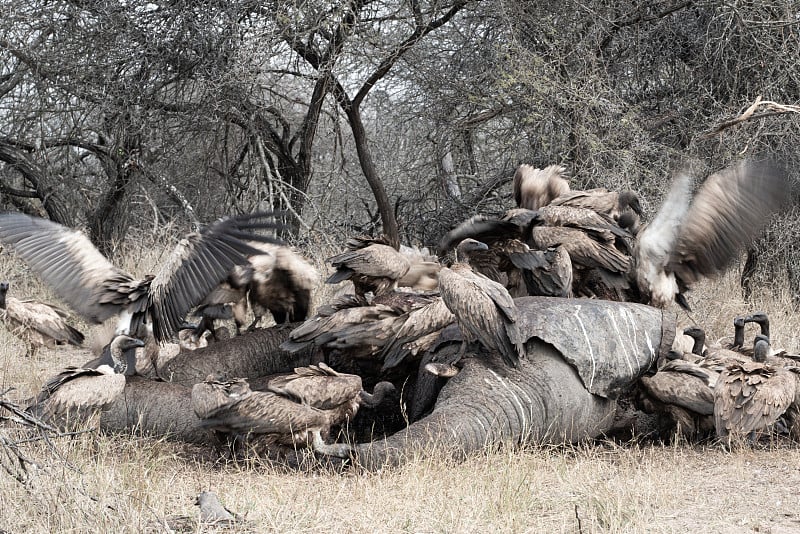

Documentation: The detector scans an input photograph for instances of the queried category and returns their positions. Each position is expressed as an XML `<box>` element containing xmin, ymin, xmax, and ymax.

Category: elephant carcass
<box><xmin>352</xmin><ymin>297</ymin><xmax>675</xmax><ymax>469</ymax></box>
<box><xmin>100</xmin><ymin>377</ymin><xmax>209</xmax><ymax>444</ymax></box>
<box><xmin>157</xmin><ymin>324</ymin><xmax>316</xmax><ymax>386</ymax></box>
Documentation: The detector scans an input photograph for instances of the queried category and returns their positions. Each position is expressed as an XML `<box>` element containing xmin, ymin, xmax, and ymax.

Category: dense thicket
<box><xmin>1</xmin><ymin>1</ymin><xmax>798</xmax><ymax>291</ymax></box>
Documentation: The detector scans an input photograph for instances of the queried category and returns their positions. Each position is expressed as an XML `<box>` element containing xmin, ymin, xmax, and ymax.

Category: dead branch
<box><xmin>702</xmin><ymin>95</ymin><xmax>800</xmax><ymax>138</ymax></box>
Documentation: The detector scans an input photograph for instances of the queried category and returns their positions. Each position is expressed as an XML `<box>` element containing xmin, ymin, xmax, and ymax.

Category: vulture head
<box><xmin>618</xmin><ymin>191</ymin><xmax>643</xmax><ymax>216</ymax></box>
<box><xmin>108</xmin><ymin>335</ymin><xmax>146</xmax><ymax>374</ymax></box>
<box><xmin>682</xmin><ymin>326</ymin><xmax>706</xmax><ymax>356</ymax></box>
<box><xmin>454</xmin><ymin>238</ymin><xmax>489</xmax><ymax>264</ymax></box>
<box><xmin>752</xmin><ymin>334</ymin><xmax>770</xmax><ymax>363</ymax></box>
<box><xmin>744</xmin><ymin>311</ymin><xmax>770</xmax><ymax>338</ymax></box>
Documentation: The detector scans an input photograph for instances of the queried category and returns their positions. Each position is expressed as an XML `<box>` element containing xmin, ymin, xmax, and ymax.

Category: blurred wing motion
<box><xmin>0</xmin><ymin>211</ymin><xmax>283</xmax><ymax>341</ymax></box>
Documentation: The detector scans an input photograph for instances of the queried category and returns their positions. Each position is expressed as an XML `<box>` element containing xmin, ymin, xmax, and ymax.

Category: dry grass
<box><xmin>3</xmin><ymin>241</ymin><xmax>800</xmax><ymax>533</ymax></box>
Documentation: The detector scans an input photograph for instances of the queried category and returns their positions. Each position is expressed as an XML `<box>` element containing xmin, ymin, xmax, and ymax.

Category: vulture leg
<box><xmin>311</xmin><ymin>431</ymin><xmax>352</xmax><ymax>459</ymax></box>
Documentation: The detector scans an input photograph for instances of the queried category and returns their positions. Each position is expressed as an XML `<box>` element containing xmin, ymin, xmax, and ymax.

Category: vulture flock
<box><xmin>0</xmin><ymin>157</ymin><xmax>795</xmax><ymax>462</ymax></box>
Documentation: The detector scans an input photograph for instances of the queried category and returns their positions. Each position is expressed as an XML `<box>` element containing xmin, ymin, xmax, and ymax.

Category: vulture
<box><xmin>281</xmin><ymin>291</ymin><xmax>438</xmax><ymax>360</ymax></box>
<box><xmin>246</xmin><ymin>242</ymin><xmax>320</xmax><ymax>326</ymax></box>
<box><xmin>438</xmin><ymin>214</ymin><xmax>573</xmax><ymax>297</ymax></box>
<box><xmin>380</xmin><ymin>296</ymin><xmax>456</xmax><ymax>370</ymax></box>
<box><xmin>192</xmin><ymin>366</ymin><xmax>394</xmax><ymax>457</ymax></box>
<box><xmin>634</xmin><ymin>160</ymin><xmax>787</xmax><ymax>309</ymax></box>
<box><xmin>398</xmin><ymin>245</ymin><xmax>441</xmax><ymax>290</ymax></box>
<box><xmin>191</xmin><ymin>264</ymin><xmax>253</xmax><ymax>338</ymax></box>
<box><xmin>0</xmin><ymin>211</ymin><xmax>282</xmax><ymax>342</ymax></box>
<box><xmin>682</xmin><ymin>325</ymin><xmax>750</xmax><ymax>371</ymax></box>
<box><xmin>512</xmin><ymin>164</ymin><xmax>571</xmax><ymax>210</ymax></box>
<box><xmin>438</xmin><ymin>239</ymin><xmax>526</xmax><ymax>368</ymax></box>
<box><xmin>27</xmin><ymin>335</ymin><xmax>144</xmax><ymax>421</ymax></box>
<box><xmin>550</xmin><ymin>188</ymin><xmax>642</xmax><ymax>221</ymax></box>
<box><xmin>638</xmin><ymin>357</ymin><xmax>719</xmax><ymax>439</ymax></box>
<box><xmin>744</xmin><ymin>311</ymin><xmax>770</xmax><ymax>339</ymax></box>
<box><xmin>326</xmin><ymin>236</ymin><xmax>411</xmax><ymax>298</ymax></box>
<box><xmin>0</xmin><ymin>281</ymin><xmax>84</xmax><ymax>355</ymax></box>
<box><xmin>713</xmin><ymin>335</ymin><xmax>800</xmax><ymax>440</ymax></box>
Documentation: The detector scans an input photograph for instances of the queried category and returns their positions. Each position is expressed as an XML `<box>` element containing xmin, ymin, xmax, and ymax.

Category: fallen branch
<box><xmin>702</xmin><ymin>95</ymin><xmax>800</xmax><ymax>138</ymax></box>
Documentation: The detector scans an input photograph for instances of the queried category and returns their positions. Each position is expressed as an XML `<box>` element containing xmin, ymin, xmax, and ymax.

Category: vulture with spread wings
<box><xmin>0</xmin><ymin>211</ymin><xmax>282</xmax><ymax>342</ymax></box>
<box><xmin>635</xmin><ymin>160</ymin><xmax>788</xmax><ymax>309</ymax></box>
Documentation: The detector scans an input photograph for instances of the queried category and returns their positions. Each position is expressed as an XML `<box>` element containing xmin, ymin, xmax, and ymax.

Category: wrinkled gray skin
<box><xmin>353</xmin><ymin>341</ymin><xmax>617</xmax><ymax>469</ymax></box>
<box><xmin>99</xmin><ymin>298</ymin><xmax>673</xmax><ymax>468</ymax></box>
<box><xmin>100</xmin><ymin>376</ymin><xmax>209</xmax><ymax>444</ymax></box>
<box><xmin>158</xmin><ymin>323</ymin><xmax>314</xmax><ymax>386</ymax></box>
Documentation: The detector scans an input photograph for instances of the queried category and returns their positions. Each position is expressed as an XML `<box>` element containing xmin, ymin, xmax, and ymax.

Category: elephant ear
<box><xmin>513</xmin><ymin>296</ymin><xmax>675</xmax><ymax>399</ymax></box>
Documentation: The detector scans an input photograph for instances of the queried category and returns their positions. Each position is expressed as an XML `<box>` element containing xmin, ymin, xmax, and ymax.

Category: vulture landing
<box><xmin>246</xmin><ymin>242</ymin><xmax>320</xmax><ymax>326</ymax></box>
<box><xmin>512</xmin><ymin>164</ymin><xmax>570</xmax><ymax>210</ymax></box>
<box><xmin>0</xmin><ymin>212</ymin><xmax>283</xmax><ymax>342</ymax></box>
<box><xmin>635</xmin><ymin>160</ymin><xmax>788</xmax><ymax>309</ymax></box>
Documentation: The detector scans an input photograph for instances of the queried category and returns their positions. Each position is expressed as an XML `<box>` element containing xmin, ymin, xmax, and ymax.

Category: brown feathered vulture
<box><xmin>438</xmin><ymin>239</ymin><xmax>526</xmax><ymax>368</ymax></box>
<box><xmin>638</xmin><ymin>357</ymin><xmax>718</xmax><ymax>439</ymax></box>
<box><xmin>513</xmin><ymin>164</ymin><xmax>571</xmax><ymax>210</ymax></box>
<box><xmin>0</xmin><ymin>211</ymin><xmax>283</xmax><ymax>342</ymax></box>
<box><xmin>550</xmin><ymin>188</ymin><xmax>642</xmax><ymax>220</ymax></box>
<box><xmin>326</xmin><ymin>236</ymin><xmax>411</xmax><ymax>298</ymax></box>
<box><xmin>634</xmin><ymin>160</ymin><xmax>787</xmax><ymax>310</ymax></box>
<box><xmin>438</xmin><ymin>214</ymin><xmax>574</xmax><ymax>297</ymax></box>
<box><xmin>192</xmin><ymin>366</ymin><xmax>393</xmax><ymax>457</ymax></box>
<box><xmin>246</xmin><ymin>242</ymin><xmax>320</xmax><ymax>326</ymax></box>
<box><xmin>0</xmin><ymin>281</ymin><xmax>84</xmax><ymax>355</ymax></box>
<box><xmin>713</xmin><ymin>335</ymin><xmax>800</xmax><ymax>440</ymax></box>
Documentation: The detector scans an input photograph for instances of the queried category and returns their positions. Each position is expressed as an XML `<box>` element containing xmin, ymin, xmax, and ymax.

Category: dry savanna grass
<box><xmin>2</xmin><ymin>238</ymin><xmax>800</xmax><ymax>533</ymax></box>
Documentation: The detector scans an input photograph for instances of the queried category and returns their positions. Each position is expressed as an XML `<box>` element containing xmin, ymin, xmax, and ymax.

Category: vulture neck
<box><xmin>732</xmin><ymin>321</ymin><xmax>745</xmax><ymax>348</ymax></box>
<box><xmin>109</xmin><ymin>341</ymin><xmax>129</xmax><ymax>374</ymax></box>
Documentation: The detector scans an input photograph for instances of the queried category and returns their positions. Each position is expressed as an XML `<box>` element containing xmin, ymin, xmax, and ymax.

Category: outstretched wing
<box><xmin>148</xmin><ymin>212</ymin><xmax>283</xmax><ymax>341</ymax></box>
<box><xmin>668</xmin><ymin>160</ymin><xmax>788</xmax><ymax>285</ymax></box>
<box><xmin>0</xmin><ymin>212</ymin><xmax>136</xmax><ymax>323</ymax></box>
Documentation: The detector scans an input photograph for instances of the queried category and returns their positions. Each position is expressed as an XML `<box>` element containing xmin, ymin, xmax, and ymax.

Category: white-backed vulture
<box><xmin>528</xmin><ymin>225</ymin><xmax>631</xmax><ymax>274</ymax></box>
<box><xmin>713</xmin><ymin>335</ymin><xmax>800</xmax><ymax>440</ymax></box>
<box><xmin>281</xmin><ymin>290</ymin><xmax>438</xmax><ymax>360</ymax></box>
<box><xmin>326</xmin><ymin>236</ymin><xmax>411</xmax><ymax>298</ymax></box>
<box><xmin>0</xmin><ymin>211</ymin><xmax>283</xmax><ymax>342</ymax></box>
<box><xmin>744</xmin><ymin>311</ymin><xmax>770</xmax><ymax>339</ymax></box>
<box><xmin>438</xmin><ymin>215</ymin><xmax>573</xmax><ymax>297</ymax></box>
<box><xmin>681</xmin><ymin>325</ymin><xmax>751</xmax><ymax>372</ymax></box>
<box><xmin>398</xmin><ymin>245</ymin><xmax>440</xmax><ymax>290</ymax></box>
<box><xmin>27</xmin><ymin>335</ymin><xmax>144</xmax><ymax>421</ymax></box>
<box><xmin>246</xmin><ymin>242</ymin><xmax>320</xmax><ymax>326</ymax></box>
<box><xmin>192</xmin><ymin>367</ymin><xmax>394</xmax><ymax>457</ymax></box>
<box><xmin>0</xmin><ymin>281</ymin><xmax>84</xmax><ymax>355</ymax></box>
<box><xmin>381</xmin><ymin>296</ymin><xmax>456</xmax><ymax>370</ymax></box>
<box><xmin>438</xmin><ymin>239</ymin><xmax>526</xmax><ymax>368</ymax></box>
<box><xmin>550</xmin><ymin>188</ymin><xmax>642</xmax><ymax>220</ymax></box>
<box><xmin>634</xmin><ymin>160</ymin><xmax>787</xmax><ymax>309</ymax></box>
<box><xmin>192</xmin><ymin>264</ymin><xmax>253</xmax><ymax>337</ymax></box>
<box><xmin>513</xmin><ymin>164</ymin><xmax>571</xmax><ymax>210</ymax></box>
<box><xmin>638</xmin><ymin>357</ymin><xmax>718</xmax><ymax>439</ymax></box>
